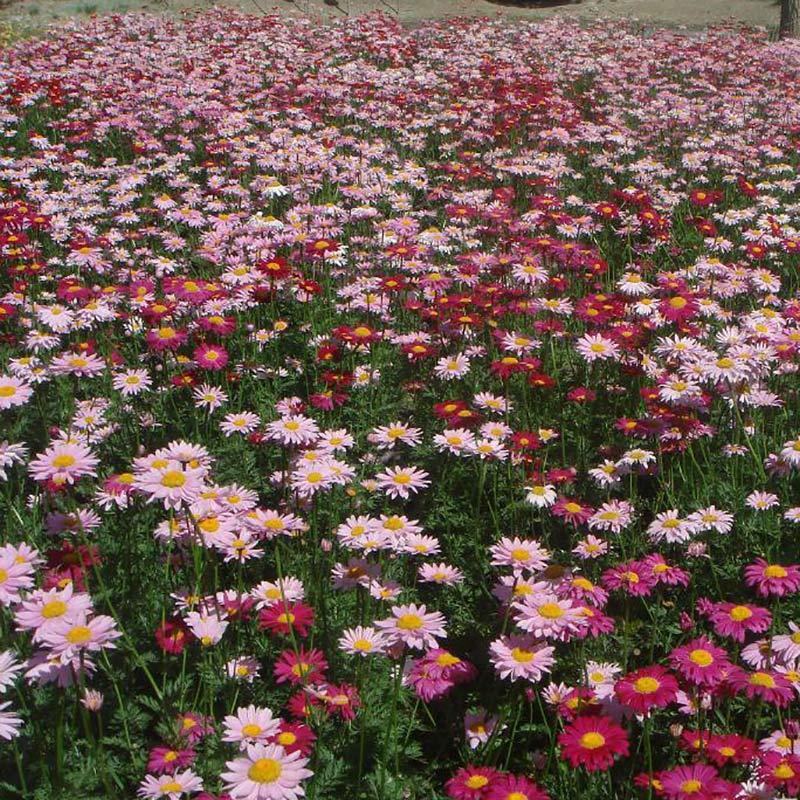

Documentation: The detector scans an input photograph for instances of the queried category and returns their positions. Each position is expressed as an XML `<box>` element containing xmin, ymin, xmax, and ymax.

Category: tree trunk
<box><xmin>780</xmin><ymin>0</ymin><xmax>800</xmax><ymax>39</ymax></box>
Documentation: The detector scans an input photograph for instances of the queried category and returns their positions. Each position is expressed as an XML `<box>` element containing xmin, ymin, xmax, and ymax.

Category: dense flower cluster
<box><xmin>1</xmin><ymin>9</ymin><xmax>800</xmax><ymax>799</ymax></box>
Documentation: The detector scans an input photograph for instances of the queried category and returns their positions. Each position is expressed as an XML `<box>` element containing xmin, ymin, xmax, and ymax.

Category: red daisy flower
<box><xmin>445</xmin><ymin>766</ymin><xmax>500</xmax><ymax>799</ymax></box>
<box><xmin>615</xmin><ymin>666</ymin><xmax>678</xmax><ymax>714</ymax></box>
<box><xmin>258</xmin><ymin>601</ymin><xmax>315</xmax><ymax>638</ymax></box>
<box><xmin>267</xmin><ymin>720</ymin><xmax>316</xmax><ymax>756</ymax></box>
<box><xmin>759</xmin><ymin>752</ymin><xmax>800</xmax><ymax>796</ymax></box>
<box><xmin>558</xmin><ymin>715</ymin><xmax>629</xmax><ymax>772</ymax></box>
<box><xmin>273</xmin><ymin>647</ymin><xmax>327</xmax><ymax>686</ymax></box>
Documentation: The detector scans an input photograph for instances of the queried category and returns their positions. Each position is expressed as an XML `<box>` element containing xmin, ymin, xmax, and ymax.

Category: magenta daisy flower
<box><xmin>659</xmin><ymin>763</ymin><xmax>738</xmax><ymax>800</ymax></box>
<box><xmin>193</xmin><ymin>343</ymin><xmax>229</xmax><ymax>370</ymax></box>
<box><xmin>708</xmin><ymin>602</ymin><xmax>771</xmax><ymax>642</ymax></box>
<box><xmin>728</xmin><ymin>668</ymin><xmax>794</xmax><ymax>707</ymax></box>
<box><xmin>486</xmin><ymin>774</ymin><xmax>549</xmax><ymax>800</ymax></box>
<box><xmin>744</xmin><ymin>559</ymin><xmax>800</xmax><ymax>597</ymax></box>
<box><xmin>670</xmin><ymin>637</ymin><xmax>731</xmax><ymax>687</ymax></box>
<box><xmin>146</xmin><ymin>746</ymin><xmax>196</xmax><ymax>775</ymax></box>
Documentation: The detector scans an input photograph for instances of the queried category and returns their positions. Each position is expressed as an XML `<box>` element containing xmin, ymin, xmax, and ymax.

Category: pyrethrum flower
<box><xmin>221</xmin><ymin>742</ymin><xmax>312</xmax><ymax>800</ymax></box>
<box><xmin>28</xmin><ymin>441</ymin><xmax>99</xmax><ymax>485</ymax></box>
<box><xmin>223</xmin><ymin>705</ymin><xmax>281</xmax><ymax>748</ymax></box>
<box><xmin>376</xmin><ymin>603</ymin><xmax>447</xmax><ymax>650</ymax></box>
<box><xmin>558</xmin><ymin>715</ymin><xmax>629</xmax><ymax>772</ymax></box>
<box><xmin>374</xmin><ymin>466</ymin><xmax>430</xmax><ymax>499</ymax></box>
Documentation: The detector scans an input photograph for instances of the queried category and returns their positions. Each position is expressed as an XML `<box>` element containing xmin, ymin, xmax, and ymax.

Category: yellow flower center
<box><xmin>52</xmin><ymin>454</ymin><xmax>76</xmax><ymax>469</ymax></box>
<box><xmin>241</xmin><ymin>723</ymin><xmax>262</xmax><ymax>737</ymax></box>
<box><xmin>688</xmin><ymin>649</ymin><xmax>713</xmax><ymax>667</ymax></box>
<box><xmin>161</xmin><ymin>471</ymin><xmax>186</xmax><ymax>488</ymax></box>
<box><xmin>511</xmin><ymin>548</ymin><xmax>530</xmax><ymax>561</ymax></box>
<box><xmin>278</xmin><ymin>731</ymin><xmax>297</xmax><ymax>746</ymax></box>
<box><xmin>41</xmin><ymin>600</ymin><xmax>68</xmax><ymax>618</ymax></box>
<box><xmin>633</xmin><ymin>676</ymin><xmax>660</xmax><ymax>694</ymax></box>
<box><xmin>579</xmin><ymin>732</ymin><xmax>606</xmax><ymax>750</ymax></box>
<box><xmin>680</xmin><ymin>780</ymin><xmax>702</xmax><ymax>794</ymax></box>
<box><xmin>397</xmin><ymin>614</ymin><xmax>423</xmax><ymax>630</ymax></box>
<box><xmin>66</xmin><ymin>625</ymin><xmax>92</xmax><ymax>645</ymax></box>
<box><xmin>750</xmin><ymin>672</ymin><xmax>776</xmax><ymax>688</ymax></box>
<box><xmin>538</xmin><ymin>603</ymin><xmax>564</xmax><ymax>619</ymax></box>
<box><xmin>765</xmin><ymin>565</ymin><xmax>788</xmax><ymax>579</ymax></box>
<box><xmin>774</xmin><ymin>763</ymin><xmax>795</xmax><ymax>780</ymax></box>
<box><xmin>465</xmin><ymin>775</ymin><xmax>489</xmax><ymax>789</ymax></box>
<box><xmin>161</xmin><ymin>781</ymin><xmax>183</xmax><ymax>792</ymax></box>
<box><xmin>248</xmin><ymin>758</ymin><xmax>282</xmax><ymax>784</ymax></box>
<box><xmin>511</xmin><ymin>647</ymin><xmax>534</xmax><ymax>663</ymax></box>
<box><xmin>0</xmin><ymin>386</ymin><xmax>16</xmax><ymax>397</ymax></box>
<box><xmin>353</xmin><ymin>639</ymin><xmax>373</xmax><ymax>652</ymax></box>
<box><xmin>729</xmin><ymin>605</ymin><xmax>752</xmax><ymax>622</ymax></box>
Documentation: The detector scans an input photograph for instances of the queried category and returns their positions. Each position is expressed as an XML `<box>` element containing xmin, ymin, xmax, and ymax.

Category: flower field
<box><xmin>1</xmin><ymin>10</ymin><xmax>800</xmax><ymax>800</ymax></box>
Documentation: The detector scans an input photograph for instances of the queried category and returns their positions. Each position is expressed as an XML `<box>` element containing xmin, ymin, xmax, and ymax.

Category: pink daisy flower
<box><xmin>134</xmin><ymin>462</ymin><xmax>205</xmax><ymax>510</ymax></box>
<box><xmin>137</xmin><ymin>769</ymin><xmax>204</xmax><ymax>799</ymax></box>
<box><xmin>221</xmin><ymin>742</ymin><xmax>312</xmax><ymax>800</ymax></box>
<box><xmin>28</xmin><ymin>440</ymin><xmax>99</xmax><ymax>485</ymax></box>
<box><xmin>193</xmin><ymin>343</ymin><xmax>229</xmax><ymax>370</ymax></box>
<box><xmin>223</xmin><ymin>705</ymin><xmax>281</xmax><ymax>749</ymax></box>
<box><xmin>376</xmin><ymin>603</ymin><xmax>447</xmax><ymax>651</ymax></box>
<box><xmin>489</xmin><ymin>634</ymin><xmax>555</xmax><ymax>682</ymax></box>
<box><xmin>0</xmin><ymin>375</ymin><xmax>33</xmax><ymax>410</ymax></box>
<box><xmin>374</xmin><ymin>465</ymin><xmax>431</xmax><ymax>500</ymax></box>
<box><xmin>40</xmin><ymin>613</ymin><xmax>121</xmax><ymax>659</ymax></box>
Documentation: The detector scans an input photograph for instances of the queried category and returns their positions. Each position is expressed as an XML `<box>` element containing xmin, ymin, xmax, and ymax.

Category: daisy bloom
<box><xmin>489</xmin><ymin>635</ymin><xmax>555</xmax><ymax>682</ymax></box>
<box><xmin>670</xmin><ymin>637</ymin><xmax>731</xmax><ymax>687</ymax></box>
<box><xmin>558</xmin><ymin>715</ymin><xmax>629</xmax><ymax>772</ymax></box>
<box><xmin>375</xmin><ymin>465</ymin><xmax>430</xmax><ymax>500</ymax></box>
<box><xmin>28</xmin><ymin>440</ymin><xmax>99</xmax><ymax>485</ymax></box>
<box><xmin>445</xmin><ymin>765</ymin><xmax>500</xmax><ymax>799</ymax></box>
<box><xmin>338</xmin><ymin>626</ymin><xmax>387</xmax><ymax>657</ymax></box>
<box><xmin>376</xmin><ymin>603</ymin><xmax>447</xmax><ymax>651</ymax></box>
<box><xmin>137</xmin><ymin>769</ymin><xmax>204</xmax><ymax>799</ymax></box>
<box><xmin>744</xmin><ymin>559</ymin><xmax>800</xmax><ymax>597</ymax></box>
<box><xmin>0</xmin><ymin>701</ymin><xmax>22</xmax><ymax>740</ymax></box>
<box><xmin>614</xmin><ymin>666</ymin><xmax>678</xmax><ymax>714</ymax></box>
<box><xmin>221</xmin><ymin>742</ymin><xmax>312</xmax><ymax>800</ymax></box>
<box><xmin>0</xmin><ymin>375</ymin><xmax>33</xmax><ymax>410</ymax></box>
<box><xmin>223</xmin><ymin>705</ymin><xmax>281</xmax><ymax>748</ymax></box>
<box><xmin>486</xmin><ymin>774</ymin><xmax>549</xmax><ymax>800</ymax></box>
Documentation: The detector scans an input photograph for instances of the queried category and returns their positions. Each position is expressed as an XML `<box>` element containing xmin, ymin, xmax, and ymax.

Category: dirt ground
<box><xmin>0</xmin><ymin>0</ymin><xmax>783</xmax><ymax>33</ymax></box>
